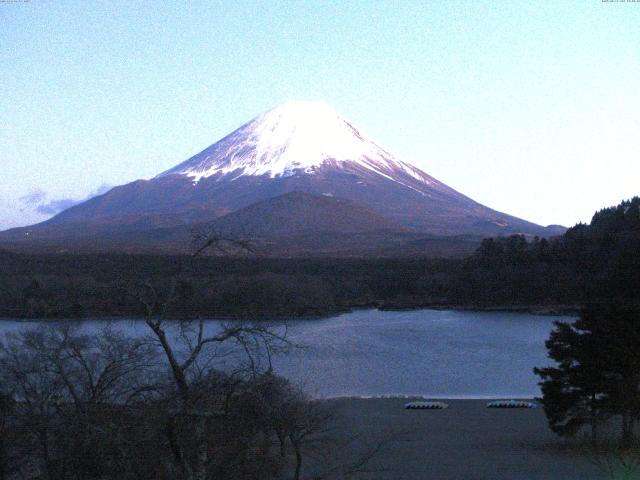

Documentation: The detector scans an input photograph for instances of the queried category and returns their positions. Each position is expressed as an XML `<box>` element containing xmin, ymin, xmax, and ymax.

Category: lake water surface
<box><xmin>0</xmin><ymin>309</ymin><xmax>572</xmax><ymax>398</ymax></box>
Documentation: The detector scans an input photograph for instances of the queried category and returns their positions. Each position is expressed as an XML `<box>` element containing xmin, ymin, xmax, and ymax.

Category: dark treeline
<box><xmin>461</xmin><ymin>197</ymin><xmax>640</xmax><ymax>309</ymax></box>
<box><xmin>0</xmin><ymin>253</ymin><xmax>463</xmax><ymax>319</ymax></box>
<box><xmin>1</xmin><ymin>197</ymin><xmax>639</xmax><ymax>320</ymax></box>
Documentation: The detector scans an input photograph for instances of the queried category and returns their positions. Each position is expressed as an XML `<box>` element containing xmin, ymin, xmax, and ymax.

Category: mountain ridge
<box><xmin>0</xmin><ymin>101</ymin><xmax>565</xmax><ymax>255</ymax></box>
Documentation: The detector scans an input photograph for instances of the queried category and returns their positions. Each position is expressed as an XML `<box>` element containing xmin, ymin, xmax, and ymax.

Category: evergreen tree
<box><xmin>535</xmin><ymin>305</ymin><xmax>640</xmax><ymax>444</ymax></box>
<box><xmin>534</xmin><ymin>317</ymin><xmax>608</xmax><ymax>441</ymax></box>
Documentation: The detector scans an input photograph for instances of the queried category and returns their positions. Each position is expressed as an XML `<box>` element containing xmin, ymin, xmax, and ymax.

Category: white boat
<box><xmin>404</xmin><ymin>401</ymin><xmax>449</xmax><ymax>410</ymax></box>
<box><xmin>486</xmin><ymin>400</ymin><xmax>536</xmax><ymax>409</ymax></box>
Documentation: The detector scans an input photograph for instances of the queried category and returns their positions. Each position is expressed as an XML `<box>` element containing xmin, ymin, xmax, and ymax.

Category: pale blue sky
<box><xmin>1</xmin><ymin>0</ymin><xmax>639</xmax><ymax>230</ymax></box>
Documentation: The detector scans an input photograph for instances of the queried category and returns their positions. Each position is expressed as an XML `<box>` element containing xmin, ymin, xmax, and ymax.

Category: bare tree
<box><xmin>250</xmin><ymin>373</ymin><xmax>401</xmax><ymax>480</ymax></box>
<box><xmin>35</xmin><ymin>323</ymin><xmax>157</xmax><ymax>407</ymax></box>
<box><xmin>131</xmin><ymin>230</ymin><xmax>291</xmax><ymax>480</ymax></box>
<box><xmin>0</xmin><ymin>328</ymin><xmax>66</xmax><ymax>479</ymax></box>
<box><xmin>138</xmin><ymin>307</ymin><xmax>290</xmax><ymax>480</ymax></box>
<box><xmin>286</xmin><ymin>398</ymin><xmax>331</xmax><ymax>480</ymax></box>
<box><xmin>0</xmin><ymin>323</ymin><xmax>160</xmax><ymax>480</ymax></box>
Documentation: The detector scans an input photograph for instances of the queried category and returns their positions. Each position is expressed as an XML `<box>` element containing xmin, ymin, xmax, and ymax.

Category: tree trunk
<box><xmin>590</xmin><ymin>395</ymin><xmax>598</xmax><ymax>445</ymax></box>
<box><xmin>146</xmin><ymin>320</ymin><xmax>190</xmax><ymax>399</ymax></box>
<box><xmin>277</xmin><ymin>431</ymin><xmax>286</xmax><ymax>457</ymax></box>
<box><xmin>0</xmin><ymin>429</ymin><xmax>8</xmax><ymax>480</ymax></box>
<box><xmin>621</xmin><ymin>414</ymin><xmax>633</xmax><ymax>447</ymax></box>
<box><xmin>39</xmin><ymin>427</ymin><xmax>54</xmax><ymax>480</ymax></box>
<box><xmin>193</xmin><ymin>416</ymin><xmax>208</xmax><ymax>480</ymax></box>
<box><xmin>166</xmin><ymin>416</ymin><xmax>192</xmax><ymax>480</ymax></box>
<box><xmin>293</xmin><ymin>442</ymin><xmax>302</xmax><ymax>480</ymax></box>
<box><xmin>0</xmin><ymin>441</ymin><xmax>6</xmax><ymax>480</ymax></box>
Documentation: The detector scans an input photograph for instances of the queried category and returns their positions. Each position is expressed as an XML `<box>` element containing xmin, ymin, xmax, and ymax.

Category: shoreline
<box><xmin>317</xmin><ymin>394</ymin><xmax>539</xmax><ymax>401</ymax></box>
<box><xmin>0</xmin><ymin>303</ymin><xmax>579</xmax><ymax>322</ymax></box>
<box><xmin>379</xmin><ymin>303</ymin><xmax>580</xmax><ymax>316</ymax></box>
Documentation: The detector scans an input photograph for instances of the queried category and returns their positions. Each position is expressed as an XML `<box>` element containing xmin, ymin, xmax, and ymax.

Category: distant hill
<box><xmin>211</xmin><ymin>191</ymin><xmax>407</xmax><ymax>237</ymax></box>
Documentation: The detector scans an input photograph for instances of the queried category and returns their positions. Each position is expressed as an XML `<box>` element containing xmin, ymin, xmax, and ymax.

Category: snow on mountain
<box><xmin>0</xmin><ymin>100</ymin><xmax>564</xmax><ymax>254</ymax></box>
<box><xmin>158</xmin><ymin>100</ymin><xmax>434</xmax><ymax>188</ymax></box>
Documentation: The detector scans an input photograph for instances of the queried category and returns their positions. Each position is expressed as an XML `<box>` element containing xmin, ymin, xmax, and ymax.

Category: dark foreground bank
<box><xmin>325</xmin><ymin>398</ymin><xmax>603</xmax><ymax>480</ymax></box>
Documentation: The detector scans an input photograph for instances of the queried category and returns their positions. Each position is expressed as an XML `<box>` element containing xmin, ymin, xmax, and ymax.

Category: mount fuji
<box><xmin>0</xmin><ymin>101</ymin><xmax>564</xmax><ymax>256</ymax></box>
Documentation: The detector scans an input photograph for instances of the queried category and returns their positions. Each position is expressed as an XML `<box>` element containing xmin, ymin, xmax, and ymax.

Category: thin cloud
<box><xmin>19</xmin><ymin>184</ymin><xmax>112</xmax><ymax>217</ymax></box>
<box><xmin>35</xmin><ymin>198</ymin><xmax>80</xmax><ymax>215</ymax></box>
<box><xmin>19</xmin><ymin>189</ymin><xmax>47</xmax><ymax>206</ymax></box>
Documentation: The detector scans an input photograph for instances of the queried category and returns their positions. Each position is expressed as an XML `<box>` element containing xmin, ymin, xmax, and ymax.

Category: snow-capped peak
<box><xmin>158</xmin><ymin>100</ymin><xmax>431</xmax><ymax>185</ymax></box>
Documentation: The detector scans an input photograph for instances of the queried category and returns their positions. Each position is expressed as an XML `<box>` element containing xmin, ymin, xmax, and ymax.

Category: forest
<box><xmin>0</xmin><ymin>197</ymin><xmax>638</xmax><ymax>320</ymax></box>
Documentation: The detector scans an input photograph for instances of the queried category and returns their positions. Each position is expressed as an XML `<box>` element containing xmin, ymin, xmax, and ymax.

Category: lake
<box><xmin>0</xmin><ymin>309</ymin><xmax>572</xmax><ymax>399</ymax></box>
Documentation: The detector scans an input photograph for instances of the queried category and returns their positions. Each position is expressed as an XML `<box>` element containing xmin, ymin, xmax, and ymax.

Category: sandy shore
<box><xmin>322</xmin><ymin>398</ymin><xmax>604</xmax><ymax>480</ymax></box>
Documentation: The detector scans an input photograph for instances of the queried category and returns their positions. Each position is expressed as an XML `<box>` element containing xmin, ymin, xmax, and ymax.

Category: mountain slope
<box><xmin>0</xmin><ymin>101</ymin><xmax>564</xmax><ymax>254</ymax></box>
<box><xmin>211</xmin><ymin>191</ymin><xmax>408</xmax><ymax>238</ymax></box>
<box><xmin>0</xmin><ymin>192</ymin><xmax>481</xmax><ymax>257</ymax></box>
